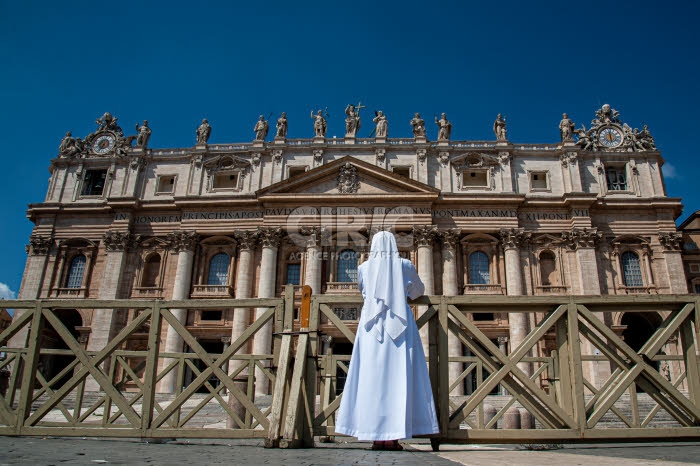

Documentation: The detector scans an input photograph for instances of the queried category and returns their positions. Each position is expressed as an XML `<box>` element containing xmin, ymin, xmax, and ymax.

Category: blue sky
<box><xmin>0</xmin><ymin>1</ymin><xmax>698</xmax><ymax>299</ymax></box>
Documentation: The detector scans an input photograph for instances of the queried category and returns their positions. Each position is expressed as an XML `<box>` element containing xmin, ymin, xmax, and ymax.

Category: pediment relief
<box><xmin>532</xmin><ymin>233</ymin><xmax>565</xmax><ymax>247</ymax></box>
<box><xmin>257</xmin><ymin>156</ymin><xmax>438</xmax><ymax>197</ymax></box>
<box><xmin>203</xmin><ymin>154</ymin><xmax>250</xmax><ymax>171</ymax></box>
<box><xmin>610</xmin><ymin>234</ymin><xmax>651</xmax><ymax>246</ymax></box>
<box><xmin>452</xmin><ymin>152</ymin><xmax>500</xmax><ymax>168</ymax></box>
<box><xmin>139</xmin><ymin>236</ymin><xmax>171</xmax><ymax>250</ymax></box>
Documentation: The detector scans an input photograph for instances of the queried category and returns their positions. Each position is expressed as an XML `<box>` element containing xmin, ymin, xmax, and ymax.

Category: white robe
<box><xmin>335</xmin><ymin>258</ymin><xmax>439</xmax><ymax>440</ymax></box>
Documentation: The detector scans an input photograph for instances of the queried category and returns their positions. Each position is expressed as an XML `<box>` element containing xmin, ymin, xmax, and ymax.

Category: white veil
<box><xmin>363</xmin><ymin>231</ymin><xmax>410</xmax><ymax>341</ymax></box>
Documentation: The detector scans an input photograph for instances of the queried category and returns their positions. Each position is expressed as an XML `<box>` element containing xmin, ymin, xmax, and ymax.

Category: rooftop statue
<box><xmin>410</xmin><ymin>113</ymin><xmax>426</xmax><ymax>138</ymax></box>
<box><xmin>275</xmin><ymin>112</ymin><xmax>288</xmax><ymax>139</ymax></box>
<box><xmin>559</xmin><ymin>113</ymin><xmax>575</xmax><ymax>141</ymax></box>
<box><xmin>310</xmin><ymin>109</ymin><xmax>327</xmax><ymax>137</ymax></box>
<box><xmin>493</xmin><ymin>114</ymin><xmax>507</xmax><ymax>141</ymax></box>
<box><xmin>58</xmin><ymin>131</ymin><xmax>84</xmax><ymax>157</ymax></box>
<box><xmin>254</xmin><ymin>115</ymin><xmax>269</xmax><ymax>141</ymax></box>
<box><xmin>372</xmin><ymin>110</ymin><xmax>388</xmax><ymax>138</ymax></box>
<box><xmin>575</xmin><ymin>104</ymin><xmax>656</xmax><ymax>152</ymax></box>
<box><xmin>135</xmin><ymin>120</ymin><xmax>151</xmax><ymax>148</ymax></box>
<box><xmin>196</xmin><ymin>118</ymin><xmax>211</xmax><ymax>144</ymax></box>
<box><xmin>345</xmin><ymin>103</ymin><xmax>363</xmax><ymax>137</ymax></box>
<box><xmin>435</xmin><ymin>113</ymin><xmax>452</xmax><ymax>141</ymax></box>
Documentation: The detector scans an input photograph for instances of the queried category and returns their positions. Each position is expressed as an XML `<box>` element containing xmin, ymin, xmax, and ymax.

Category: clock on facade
<box><xmin>92</xmin><ymin>134</ymin><xmax>116</xmax><ymax>154</ymax></box>
<box><xmin>598</xmin><ymin>127</ymin><xmax>623</xmax><ymax>148</ymax></box>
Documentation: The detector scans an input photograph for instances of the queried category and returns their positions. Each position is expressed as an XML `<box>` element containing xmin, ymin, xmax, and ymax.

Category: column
<box><xmin>8</xmin><ymin>236</ymin><xmax>53</xmax><ymax>349</ymax></box>
<box><xmin>228</xmin><ymin>231</ymin><xmax>257</xmax><ymax>426</ymax></box>
<box><xmin>302</xmin><ymin>226</ymin><xmax>328</xmax><ymax>294</ymax></box>
<box><xmin>498</xmin><ymin>336</ymin><xmax>509</xmax><ymax>395</ymax></box>
<box><xmin>159</xmin><ymin>231</ymin><xmax>199</xmax><ymax>394</ymax></box>
<box><xmin>85</xmin><ymin>231</ymin><xmax>135</xmax><ymax>391</ymax></box>
<box><xmin>441</xmin><ymin>229</ymin><xmax>463</xmax><ymax>395</ymax></box>
<box><xmin>498</xmin><ymin>152</ymin><xmax>514</xmax><ymax>193</ymax></box>
<box><xmin>659</xmin><ymin>232</ymin><xmax>688</xmax><ymax>293</ymax></box>
<box><xmin>413</xmin><ymin>225</ymin><xmax>437</xmax><ymax>356</ymax></box>
<box><xmin>500</xmin><ymin>228</ymin><xmax>531</xmax><ymax>376</ymax></box>
<box><xmin>252</xmin><ymin>227</ymin><xmax>282</xmax><ymax>396</ymax></box>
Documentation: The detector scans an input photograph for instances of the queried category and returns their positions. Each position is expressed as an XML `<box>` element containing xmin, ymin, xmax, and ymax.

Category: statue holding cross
<box><xmin>345</xmin><ymin>102</ymin><xmax>364</xmax><ymax>137</ymax></box>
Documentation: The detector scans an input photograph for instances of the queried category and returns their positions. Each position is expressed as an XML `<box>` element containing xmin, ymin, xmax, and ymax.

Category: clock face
<box><xmin>92</xmin><ymin>134</ymin><xmax>116</xmax><ymax>154</ymax></box>
<box><xmin>598</xmin><ymin>127</ymin><xmax>623</xmax><ymax>148</ymax></box>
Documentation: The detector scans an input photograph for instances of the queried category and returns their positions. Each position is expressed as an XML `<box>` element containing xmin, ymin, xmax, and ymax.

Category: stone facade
<box><xmin>679</xmin><ymin>211</ymin><xmax>700</xmax><ymax>295</ymax></box>
<box><xmin>13</xmin><ymin>105</ymin><xmax>689</xmax><ymax>393</ymax></box>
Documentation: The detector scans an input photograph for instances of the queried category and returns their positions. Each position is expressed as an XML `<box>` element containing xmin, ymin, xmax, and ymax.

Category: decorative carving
<box><xmin>58</xmin><ymin>131</ymin><xmax>86</xmax><ymax>158</ymax></box>
<box><xmin>310</xmin><ymin>109</ymin><xmax>328</xmax><ymax>137</ymax></box>
<box><xmin>561</xmin><ymin>228</ymin><xmax>601</xmax><ymax>250</ymax></box>
<box><xmin>493</xmin><ymin>114</ymin><xmax>507</xmax><ymax>141</ymax></box>
<box><xmin>272</xmin><ymin>149</ymin><xmax>283</xmax><ymax>164</ymax></box>
<box><xmin>251</xmin><ymin>152</ymin><xmax>261</xmax><ymax>166</ymax></box>
<box><xmin>253</xmin><ymin>115</ymin><xmax>269</xmax><ymax>141</ymax></box>
<box><xmin>345</xmin><ymin>103</ymin><xmax>363</xmax><ymax>137</ymax></box>
<box><xmin>375</xmin><ymin>148</ymin><xmax>386</xmax><ymax>163</ymax></box>
<box><xmin>134</xmin><ymin>121</ymin><xmax>151</xmax><ymax>149</ymax></box>
<box><xmin>299</xmin><ymin>226</ymin><xmax>331</xmax><ymax>247</ymax></box>
<box><xmin>498</xmin><ymin>152</ymin><xmax>511</xmax><ymax>166</ymax></box>
<box><xmin>221</xmin><ymin>336</ymin><xmax>231</xmax><ymax>345</ymax></box>
<box><xmin>559</xmin><ymin>113</ymin><xmax>575</xmax><ymax>141</ymax></box>
<box><xmin>455</xmin><ymin>152</ymin><xmax>500</xmax><ymax>168</ymax></box>
<box><xmin>413</xmin><ymin>225</ymin><xmax>438</xmax><ymax>247</ymax></box>
<box><xmin>313</xmin><ymin>149</ymin><xmax>324</xmax><ymax>164</ymax></box>
<box><xmin>257</xmin><ymin>227</ymin><xmax>283</xmax><ymax>249</ymax></box>
<box><xmin>499</xmin><ymin>228</ymin><xmax>530</xmax><ymax>249</ymax></box>
<box><xmin>26</xmin><ymin>235</ymin><xmax>53</xmax><ymax>255</ymax></box>
<box><xmin>411</xmin><ymin>113</ymin><xmax>426</xmax><ymax>138</ymax></box>
<box><xmin>234</xmin><ymin>230</ymin><xmax>258</xmax><ymax>250</ymax></box>
<box><xmin>438</xmin><ymin>151</ymin><xmax>450</xmax><ymax>166</ymax></box>
<box><xmin>435</xmin><ymin>113</ymin><xmax>452</xmax><ymax>141</ymax></box>
<box><xmin>575</xmin><ymin>104</ymin><xmax>656</xmax><ymax>152</ymax></box>
<box><xmin>658</xmin><ymin>232</ymin><xmax>683</xmax><ymax>251</ymax></box>
<box><xmin>372</xmin><ymin>110</ymin><xmax>388</xmax><ymax>138</ymax></box>
<box><xmin>196</xmin><ymin>118</ymin><xmax>211</xmax><ymax>144</ymax></box>
<box><xmin>337</xmin><ymin>162</ymin><xmax>360</xmax><ymax>193</ymax></box>
<box><xmin>103</xmin><ymin>231</ymin><xmax>139</xmax><ymax>252</ymax></box>
<box><xmin>560</xmin><ymin>152</ymin><xmax>578</xmax><ymax>167</ymax></box>
<box><xmin>83</xmin><ymin>112</ymin><xmax>135</xmax><ymax>157</ymax></box>
<box><xmin>417</xmin><ymin>149</ymin><xmax>427</xmax><ymax>164</ymax></box>
<box><xmin>167</xmin><ymin>230</ymin><xmax>200</xmax><ymax>252</ymax></box>
<box><xmin>440</xmin><ymin>229</ymin><xmax>461</xmax><ymax>249</ymax></box>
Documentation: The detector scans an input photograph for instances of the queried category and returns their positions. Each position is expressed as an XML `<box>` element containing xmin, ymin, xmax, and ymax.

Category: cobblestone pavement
<box><xmin>1</xmin><ymin>437</ymin><xmax>700</xmax><ymax>465</ymax></box>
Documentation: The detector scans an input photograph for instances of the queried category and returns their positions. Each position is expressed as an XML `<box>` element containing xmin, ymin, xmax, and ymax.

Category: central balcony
<box><xmin>190</xmin><ymin>284</ymin><xmax>234</xmax><ymax>298</ymax></box>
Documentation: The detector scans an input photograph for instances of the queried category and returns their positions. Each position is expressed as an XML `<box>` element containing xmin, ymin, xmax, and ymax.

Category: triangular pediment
<box><xmin>257</xmin><ymin>156</ymin><xmax>439</xmax><ymax>198</ymax></box>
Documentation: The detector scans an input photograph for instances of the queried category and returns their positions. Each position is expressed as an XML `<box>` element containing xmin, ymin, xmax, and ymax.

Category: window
<box><xmin>468</xmin><ymin>251</ymin><xmax>490</xmax><ymax>284</ymax></box>
<box><xmin>286</xmin><ymin>263</ymin><xmax>301</xmax><ymax>285</ymax></box>
<box><xmin>695</xmin><ymin>283</ymin><xmax>700</xmax><ymax>294</ymax></box>
<box><xmin>207</xmin><ymin>253</ymin><xmax>230</xmax><ymax>285</ymax></box>
<box><xmin>156</xmin><ymin>175</ymin><xmax>176</xmax><ymax>194</ymax></box>
<box><xmin>337</xmin><ymin>249</ymin><xmax>358</xmax><ymax>283</ymax></box>
<box><xmin>539</xmin><ymin>251</ymin><xmax>557</xmax><ymax>285</ymax></box>
<box><xmin>201</xmin><ymin>310</ymin><xmax>223</xmax><ymax>321</ymax></box>
<box><xmin>288</xmin><ymin>166</ymin><xmax>307</xmax><ymax>179</ymax></box>
<box><xmin>213</xmin><ymin>172</ymin><xmax>239</xmax><ymax>190</ymax></box>
<box><xmin>606</xmin><ymin>166</ymin><xmax>627</xmax><ymax>191</ymax></box>
<box><xmin>621</xmin><ymin>251</ymin><xmax>643</xmax><ymax>287</ymax></box>
<box><xmin>65</xmin><ymin>255</ymin><xmax>86</xmax><ymax>288</ymax></box>
<box><xmin>81</xmin><ymin>169</ymin><xmax>107</xmax><ymax>196</ymax></box>
<box><xmin>530</xmin><ymin>171</ymin><xmax>548</xmax><ymax>190</ymax></box>
<box><xmin>462</xmin><ymin>170</ymin><xmax>488</xmax><ymax>188</ymax></box>
<box><xmin>689</xmin><ymin>263</ymin><xmax>700</xmax><ymax>273</ymax></box>
<box><xmin>141</xmin><ymin>254</ymin><xmax>161</xmax><ymax>287</ymax></box>
<box><xmin>392</xmin><ymin>166</ymin><xmax>411</xmax><ymax>178</ymax></box>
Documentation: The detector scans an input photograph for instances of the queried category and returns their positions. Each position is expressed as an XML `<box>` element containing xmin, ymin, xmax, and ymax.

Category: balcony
<box><xmin>619</xmin><ymin>286</ymin><xmax>657</xmax><ymax>295</ymax></box>
<box><xmin>463</xmin><ymin>284</ymin><xmax>503</xmax><ymax>295</ymax></box>
<box><xmin>190</xmin><ymin>285</ymin><xmax>234</xmax><ymax>298</ymax></box>
<box><xmin>131</xmin><ymin>287</ymin><xmax>164</xmax><ymax>299</ymax></box>
<box><xmin>277</xmin><ymin>285</ymin><xmax>303</xmax><ymax>297</ymax></box>
<box><xmin>325</xmin><ymin>282</ymin><xmax>360</xmax><ymax>294</ymax></box>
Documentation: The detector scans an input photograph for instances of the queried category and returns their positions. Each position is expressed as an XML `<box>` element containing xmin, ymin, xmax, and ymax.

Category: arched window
<box><xmin>141</xmin><ymin>254</ymin><xmax>161</xmax><ymax>287</ymax></box>
<box><xmin>621</xmin><ymin>251</ymin><xmax>643</xmax><ymax>287</ymax></box>
<box><xmin>337</xmin><ymin>249</ymin><xmax>358</xmax><ymax>283</ymax></box>
<box><xmin>207</xmin><ymin>253</ymin><xmax>230</xmax><ymax>286</ymax></box>
<box><xmin>539</xmin><ymin>251</ymin><xmax>557</xmax><ymax>286</ymax></box>
<box><xmin>469</xmin><ymin>251</ymin><xmax>490</xmax><ymax>284</ymax></box>
<box><xmin>65</xmin><ymin>255</ymin><xmax>86</xmax><ymax>288</ymax></box>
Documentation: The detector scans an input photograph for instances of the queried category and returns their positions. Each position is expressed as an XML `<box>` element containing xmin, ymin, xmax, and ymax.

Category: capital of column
<box><xmin>499</xmin><ymin>228</ymin><xmax>529</xmax><ymax>249</ymax></box>
<box><xmin>103</xmin><ymin>230</ymin><xmax>140</xmax><ymax>252</ymax></box>
<box><xmin>497</xmin><ymin>336</ymin><xmax>508</xmax><ymax>345</ymax></box>
<box><xmin>26</xmin><ymin>235</ymin><xmax>53</xmax><ymax>255</ymax></box>
<box><xmin>658</xmin><ymin>231</ymin><xmax>683</xmax><ymax>251</ymax></box>
<box><xmin>437</xmin><ymin>151</ymin><xmax>450</xmax><ymax>167</ymax></box>
<box><xmin>257</xmin><ymin>226</ymin><xmax>283</xmax><ymax>249</ymax></box>
<box><xmin>234</xmin><ymin>230</ymin><xmax>258</xmax><ymax>251</ymax></box>
<box><xmin>375</xmin><ymin>148</ymin><xmax>386</xmax><ymax>163</ymax></box>
<box><xmin>560</xmin><ymin>151</ymin><xmax>578</xmax><ymax>167</ymax></box>
<box><xmin>299</xmin><ymin>225</ymin><xmax>330</xmax><ymax>248</ymax></box>
<box><xmin>498</xmin><ymin>152</ymin><xmax>512</xmax><ymax>166</ymax></box>
<box><xmin>167</xmin><ymin>230</ymin><xmax>200</xmax><ymax>252</ymax></box>
<box><xmin>561</xmin><ymin>227</ymin><xmax>601</xmax><ymax>250</ymax></box>
<box><xmin>413</xmin><ymin>225</ymin><xmax>438</xmax><ymax>247</ymax></box>
<box><xmin>440</xmin><ymin>228</ymin><xmax>461</xmax><ymax>249</ymax></box>
<box><xmin>221</xmin><ymin>336</ymin><xmax>231</xmax><ymax>345</ymax></box>
<box><xmin>417</xmin><ymin>149</ymin><xmax>427</xmax><ymax>165</ymax></box>
<box><xmin>272</xmin><ymin>149</ymin><xmax>283</xmax><ymax>165</ymax></box>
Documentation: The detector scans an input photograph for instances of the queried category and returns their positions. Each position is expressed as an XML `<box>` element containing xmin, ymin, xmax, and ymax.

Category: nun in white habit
<box><xmin>335</xmin><ymin>231</ymin><xmax>439</xmax><ymax>450</ymax></box>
